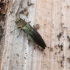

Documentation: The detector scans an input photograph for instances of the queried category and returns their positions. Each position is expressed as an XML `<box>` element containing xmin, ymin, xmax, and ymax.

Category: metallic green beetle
<box><xmin>15</xmin><ymin>18</ymin><xmax>46</xmax><ymax>49</ymax></box>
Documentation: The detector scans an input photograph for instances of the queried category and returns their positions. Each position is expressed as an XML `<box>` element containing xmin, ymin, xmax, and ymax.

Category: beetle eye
<box><xmin>18</xmin><ymin>27</ymin><xmax>21</xmax><ymax>28</ymax></box>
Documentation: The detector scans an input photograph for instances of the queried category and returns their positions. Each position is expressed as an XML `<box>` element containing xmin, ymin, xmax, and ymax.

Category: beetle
<box><xmin>15</xmin><ymin>18</ymin><xmax>46</xmax><ymax>49</ymax></box>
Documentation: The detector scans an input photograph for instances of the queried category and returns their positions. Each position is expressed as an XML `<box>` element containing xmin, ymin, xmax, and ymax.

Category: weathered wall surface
<box><xmin>1</xmin><ymin>0</ymin><xmax>70</xmax><ymax>70</ymax></box>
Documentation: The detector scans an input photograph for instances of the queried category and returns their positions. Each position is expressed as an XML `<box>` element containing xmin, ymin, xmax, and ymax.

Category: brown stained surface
<box><xmin>1</xmin><ymin>0</ymin><xmax>70</xmax><ymax>70</ymax></box>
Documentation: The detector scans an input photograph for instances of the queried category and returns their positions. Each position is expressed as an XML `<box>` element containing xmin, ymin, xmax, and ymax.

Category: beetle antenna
<box><xmin>10</xmin><ymin>28</ymin><xmax>18</xmax><ymax>33</ymax></box>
